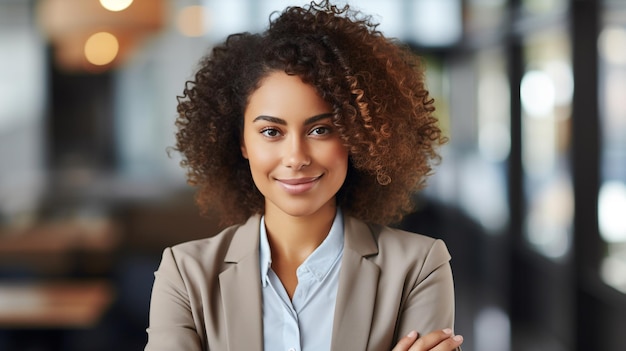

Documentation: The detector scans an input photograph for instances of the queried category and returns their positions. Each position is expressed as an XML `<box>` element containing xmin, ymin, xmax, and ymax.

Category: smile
<box><xmin>276</xmin><ymin>176</ymin><xmax>322</xmax><ymax>194</ymax></box>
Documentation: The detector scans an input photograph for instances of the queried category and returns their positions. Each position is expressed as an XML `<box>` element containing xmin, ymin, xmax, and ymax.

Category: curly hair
<box><xmin>175</xmin><ymin>0</ymin><xmax>446</xmax><ymax>226</ymax></box>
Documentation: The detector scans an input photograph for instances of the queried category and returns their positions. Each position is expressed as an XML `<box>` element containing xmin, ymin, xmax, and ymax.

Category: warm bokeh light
<box><xmin>99</xmin><ymin>0</ymin><xmax>134</xmax><ymax>12</ymax></box>
<box><xmin>177</xmin><ymin>5</ymin><xmax>208</xmax><ymax>37</ymax></box>
<box><xmin>84</xmin><ymin>32</ymin><xmax>119</xmax><ymax>66</ymax></box>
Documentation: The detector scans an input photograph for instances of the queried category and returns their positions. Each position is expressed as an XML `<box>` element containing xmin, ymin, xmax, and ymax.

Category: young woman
<box><xmin>145</xmin><ymin>2</ymin><xmax>463</xmax><ymax>350</ymax></box>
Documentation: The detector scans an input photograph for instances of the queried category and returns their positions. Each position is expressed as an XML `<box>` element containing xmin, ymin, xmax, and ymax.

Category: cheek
<box><xmin>242</xmin><ymin>130</ymin><xmax>266</xmax><ymax>164</ymax></box>
<box><xmin>325</xmin><ymin>144</ymin><xmax>349</xmax><ymax>174</ymax></box>
<box><xmin>245</xmin><ymin>144</ymin><xmax>275</xmax><ymax>172</ymax></box>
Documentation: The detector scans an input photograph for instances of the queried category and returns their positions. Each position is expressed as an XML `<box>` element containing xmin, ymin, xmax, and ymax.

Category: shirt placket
<box><xmin>268</xmin><ymin>270</ymin><xmax>305</xmax><ymax>351</ymax></box>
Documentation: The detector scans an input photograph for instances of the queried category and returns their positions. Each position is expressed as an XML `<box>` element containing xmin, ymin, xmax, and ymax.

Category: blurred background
<box><xmin>0</xmin><ymin>0</ymin><xmax>625</xmax><ymax>350</ymax></box>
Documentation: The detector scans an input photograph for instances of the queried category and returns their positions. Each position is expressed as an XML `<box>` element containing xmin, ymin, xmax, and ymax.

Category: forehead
<box><xmin>244</xmin><ymin>71</ymin><xmax>330</xmax><ymax>120</ymax></box>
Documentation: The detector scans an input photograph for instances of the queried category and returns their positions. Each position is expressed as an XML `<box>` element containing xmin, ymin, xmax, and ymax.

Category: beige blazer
<box><xmin>145</xmin><ymin>215</ymin><xmax>457</xmax><ymax>351</ymax></box>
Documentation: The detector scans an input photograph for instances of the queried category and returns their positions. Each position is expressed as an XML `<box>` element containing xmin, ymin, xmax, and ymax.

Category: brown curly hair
<box><xmin>175</xmin><ymin>0</ymin><xmax>446</xmax><ymax>226</ymax></box>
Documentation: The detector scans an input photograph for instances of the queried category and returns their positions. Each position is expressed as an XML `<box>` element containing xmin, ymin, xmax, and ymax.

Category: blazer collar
<box><xmin>219</xmin><ymin>215</ymin><xmax>264</xmax><ymax>351</ymax></box>
<box><xmin>343</xmin><ymin>215</ymin><xmax>379</xmax><ymax>257</ymax></box>
<box><xmin>224</xmin><ymin>214</ymin><xmax>262</xmax><ymax>263</ymax></box>
<box><xmin>218</xmin><ymin>214</ymin><xmax>381</xmax><ymax>351</ymax></box>
<box><xmin>223</xmin><ymin>214</ymin><xmax>378</xmax><ymax>260</ymax></box>
<box><xmin>331</xmin><ymin>215</ymin><xmax>381</xmax><ymax>351</ymax></box>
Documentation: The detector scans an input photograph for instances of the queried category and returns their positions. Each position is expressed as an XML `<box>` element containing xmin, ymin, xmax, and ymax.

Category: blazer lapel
<box><xmin>331</xmin><ymin>216</ymin><xmax>380</xmax><ymax>351</ymax></box>
<box><xmin>218</xmin><ymin>215</ymin><xmax>264</xmax><ymax>351</ymax></box>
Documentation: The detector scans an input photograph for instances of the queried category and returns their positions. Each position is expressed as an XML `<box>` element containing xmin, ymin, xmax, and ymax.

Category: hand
<box><xmin>392</xmin><ymin>329</ymin><xmax>463</xmax><ymax>351</ymax></box>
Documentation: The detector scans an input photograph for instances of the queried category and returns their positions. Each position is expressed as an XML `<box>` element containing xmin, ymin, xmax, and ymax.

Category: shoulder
<box><xmin>160</xmin><ymin>215</ymin><xmax>261</xmax><ymax>274</ymax></box>
<box><xmin>171</xmin><ymin>225</ymin><xmax>237</xmax><ymax>255</ymax></box>
<box><xmin>373</xmin><ymin>223</ymin><xmax>439</xmax><ymax>245</ymax></box>
<box><xmin>377</xmin><ymin>224</ymin><xmax>450</xmax><ymax>272</ymax></box>
<box><xmin>345</xmin><ymin>216</ymin><xmax>451</xmax><ymax>277</ymax></box>
<box><xmin>374</xmin><ymin>223</ymin><xmax>450</xmax><ymax>261</ymax></box>
<box><xmin>167</xmin><ymin>224</ymin><xmax>238</xmax><ymax>262</ymax></box>
<box><xmin>346</xmin><ymin>216</ymin><xmax>450</xmax><ymax>259</ymax></box>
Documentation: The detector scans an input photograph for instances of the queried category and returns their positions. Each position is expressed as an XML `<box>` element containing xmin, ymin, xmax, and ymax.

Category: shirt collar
<box><xmin>259</xmin><ymin>208</ymin><xmax>344</xmax><ymax>286</ymax></box>
<box><xmin>259</xmin><ymin>216</ymin><xmax>272</xmax><ymax>287</ymax></box>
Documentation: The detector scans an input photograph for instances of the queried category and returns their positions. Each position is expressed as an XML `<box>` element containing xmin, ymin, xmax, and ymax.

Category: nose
<box><xmin>282</xmin><ymin>135</ymin><xmax>311</xmax><ymax>170</ymax></box>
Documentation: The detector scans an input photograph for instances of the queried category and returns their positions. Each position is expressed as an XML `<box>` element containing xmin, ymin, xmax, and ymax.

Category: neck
<box><xmin>264</xmin><ymin>203</ymin><xmax>337</xmax><ymax>264</ymax></box>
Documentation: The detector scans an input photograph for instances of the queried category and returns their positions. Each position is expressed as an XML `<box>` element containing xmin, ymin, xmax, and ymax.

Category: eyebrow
<box><xmin>252</xmin><ymin>113</ymin><xmax>334</xmax><ymax>125</ymax></box>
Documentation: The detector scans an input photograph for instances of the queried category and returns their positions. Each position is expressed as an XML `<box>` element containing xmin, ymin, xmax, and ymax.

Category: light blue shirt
<box><xmin>259</xmin><ymin>209</ymin><xmax>344</xmax><ymax>351</ymax></box>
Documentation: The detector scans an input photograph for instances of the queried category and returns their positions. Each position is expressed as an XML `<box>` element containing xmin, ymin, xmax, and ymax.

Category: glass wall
<box><xmin>599</xmin><ymin>1</ymin><xmax>626</xmax><ymax>294</ymax></box>
<box><xmin>521</xmin><ymin>28</ymin><xmax>574</xmax><ymax>260</ymax></box>
<box><xmin>0</xmin><ymin>1</ymin><xmax>47</xmax><ymax>225</ymax></box>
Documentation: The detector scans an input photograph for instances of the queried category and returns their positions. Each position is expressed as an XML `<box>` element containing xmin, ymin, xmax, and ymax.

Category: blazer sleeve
<box><xmin>145</xmin><ymin>247</ymin><xmax>204</xmax><ymax>351</ymax></box>
<box><xmin>396</xmin><ymin>239</ymin><xmax>457</xmax><ymax>340</ymax></box>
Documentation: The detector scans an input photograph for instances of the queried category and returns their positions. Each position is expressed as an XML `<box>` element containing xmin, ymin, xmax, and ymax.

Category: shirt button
<box><xmin>288</xmin><ymin>348</ymin><xmax>296</xmax><ymax>351</ymax></box>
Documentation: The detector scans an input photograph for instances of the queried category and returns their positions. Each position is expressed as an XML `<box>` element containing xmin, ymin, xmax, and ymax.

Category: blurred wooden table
<box><xmin>0</xmin><ymin>219</ymin><xmax>121</xmax><ymax>274</ymax></box>
<box><xmin>0</xmin><ymin>219</ymin><xmax>120</xmax><ymax>254</ymax></box>
<box><xmin>0</xmin><ymin>279</ymin><xmax>114</xmax><ymax>328</ymax></box>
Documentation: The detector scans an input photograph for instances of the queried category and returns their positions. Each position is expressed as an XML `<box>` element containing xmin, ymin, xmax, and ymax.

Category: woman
<box><xmin>145</xmin><ymin>1</ymin><xmax>463</xmax><ymax>350</ymax></box>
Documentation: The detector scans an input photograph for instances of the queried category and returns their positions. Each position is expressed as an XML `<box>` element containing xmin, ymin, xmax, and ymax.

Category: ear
<box><xmin>240</xmin><ymin>139</ymin><xmax>249</xmax><ymax>159</ymax></box>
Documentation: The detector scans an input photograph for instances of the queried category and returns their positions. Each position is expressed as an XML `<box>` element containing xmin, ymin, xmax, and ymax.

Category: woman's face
<box><xmin>241</xmin><ymin>71</ymin><xmax>348</xmax><ymax>218</ymax></box>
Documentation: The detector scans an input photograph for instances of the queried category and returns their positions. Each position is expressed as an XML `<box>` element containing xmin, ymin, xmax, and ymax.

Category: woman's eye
<box><xmin>261</xmin><ymin>128</ymin><xmax>280</xmax><ymax>137</ymax></box>
<box><xmin>310</xmin><ymin>126</ymin><xmax>330</xmax><ymax>136</ymax></box>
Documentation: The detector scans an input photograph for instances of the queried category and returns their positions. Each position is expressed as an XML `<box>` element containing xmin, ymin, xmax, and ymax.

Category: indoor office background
<box><xmin>0</xmin><ymin>0</ymin><xmax>624</xmax><ymax>350</ymax></box>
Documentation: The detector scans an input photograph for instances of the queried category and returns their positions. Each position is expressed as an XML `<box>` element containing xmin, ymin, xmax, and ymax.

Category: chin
<box><xmin>280</xmin><ymin>206</ymin><xmax>323</xmax><ymax>218</ymax></box>
<box><xmin>270</xmin><ymin>199</ymin><xmax>336</xmax><ymax>219</ymax></box>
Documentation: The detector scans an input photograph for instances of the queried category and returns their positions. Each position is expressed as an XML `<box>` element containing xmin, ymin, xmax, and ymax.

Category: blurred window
<box><xmin>521</xmin><ymin>0</ymin><xmax>569</xmax><ymax>15</ymax></box>
<box><xmin>204</xmin><ymin>0</ymin><xmax>462</xmax><ymax>47</ymax></box>
<box><xmin>599</xmin><ymin>2</ymin><xmax>626</xmax><ymax>294</ymax></box>
<box><xmin>0</xmin><ymin>1</ymin><xmax>46</xmax><ymax>223</ymax></box>
<box><xmin>466</xmin><ymin>0</ymin><xmax>508</xmax><ymax>34</ymax></box>
<box><xmin>521</xmin><ymin>28</ymin><xmax>574</xmax><ymax>260</ymax></box>
<box><xmin>471</xmin><ymin>48</ymin><xmax>510</xmax><ymax>232</ymax></box>
<box><xmin>408</xmin><ymin>0</ymin><xmax>462</xmax><ymax>47</ymax></box>
<box><xmin>423</xmin><ymin>49</ymin><xmax>510</xmax><ymax>234</ymax></box>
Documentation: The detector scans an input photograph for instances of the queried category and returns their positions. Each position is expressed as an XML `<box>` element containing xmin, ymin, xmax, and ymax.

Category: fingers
<box><xmin>427</xmin><ymin>330</ymin><xmax>463</xmax><ymax>351</ymax></box>
<box><xmin>408</xmin><ymin>328</ymin><xmax>464</xmax><ymax>351</ymax></box>
<box><xmin>391</xmin><ymin>330</ymin><xmax>420</xmax><ymax>351</ymax></box>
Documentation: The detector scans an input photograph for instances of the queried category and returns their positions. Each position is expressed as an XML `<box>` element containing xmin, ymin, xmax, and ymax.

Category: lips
<box><xmin>276</xmin><ymin>176</ymin><xmax>321</xmax><ymax>194</ymax></box>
